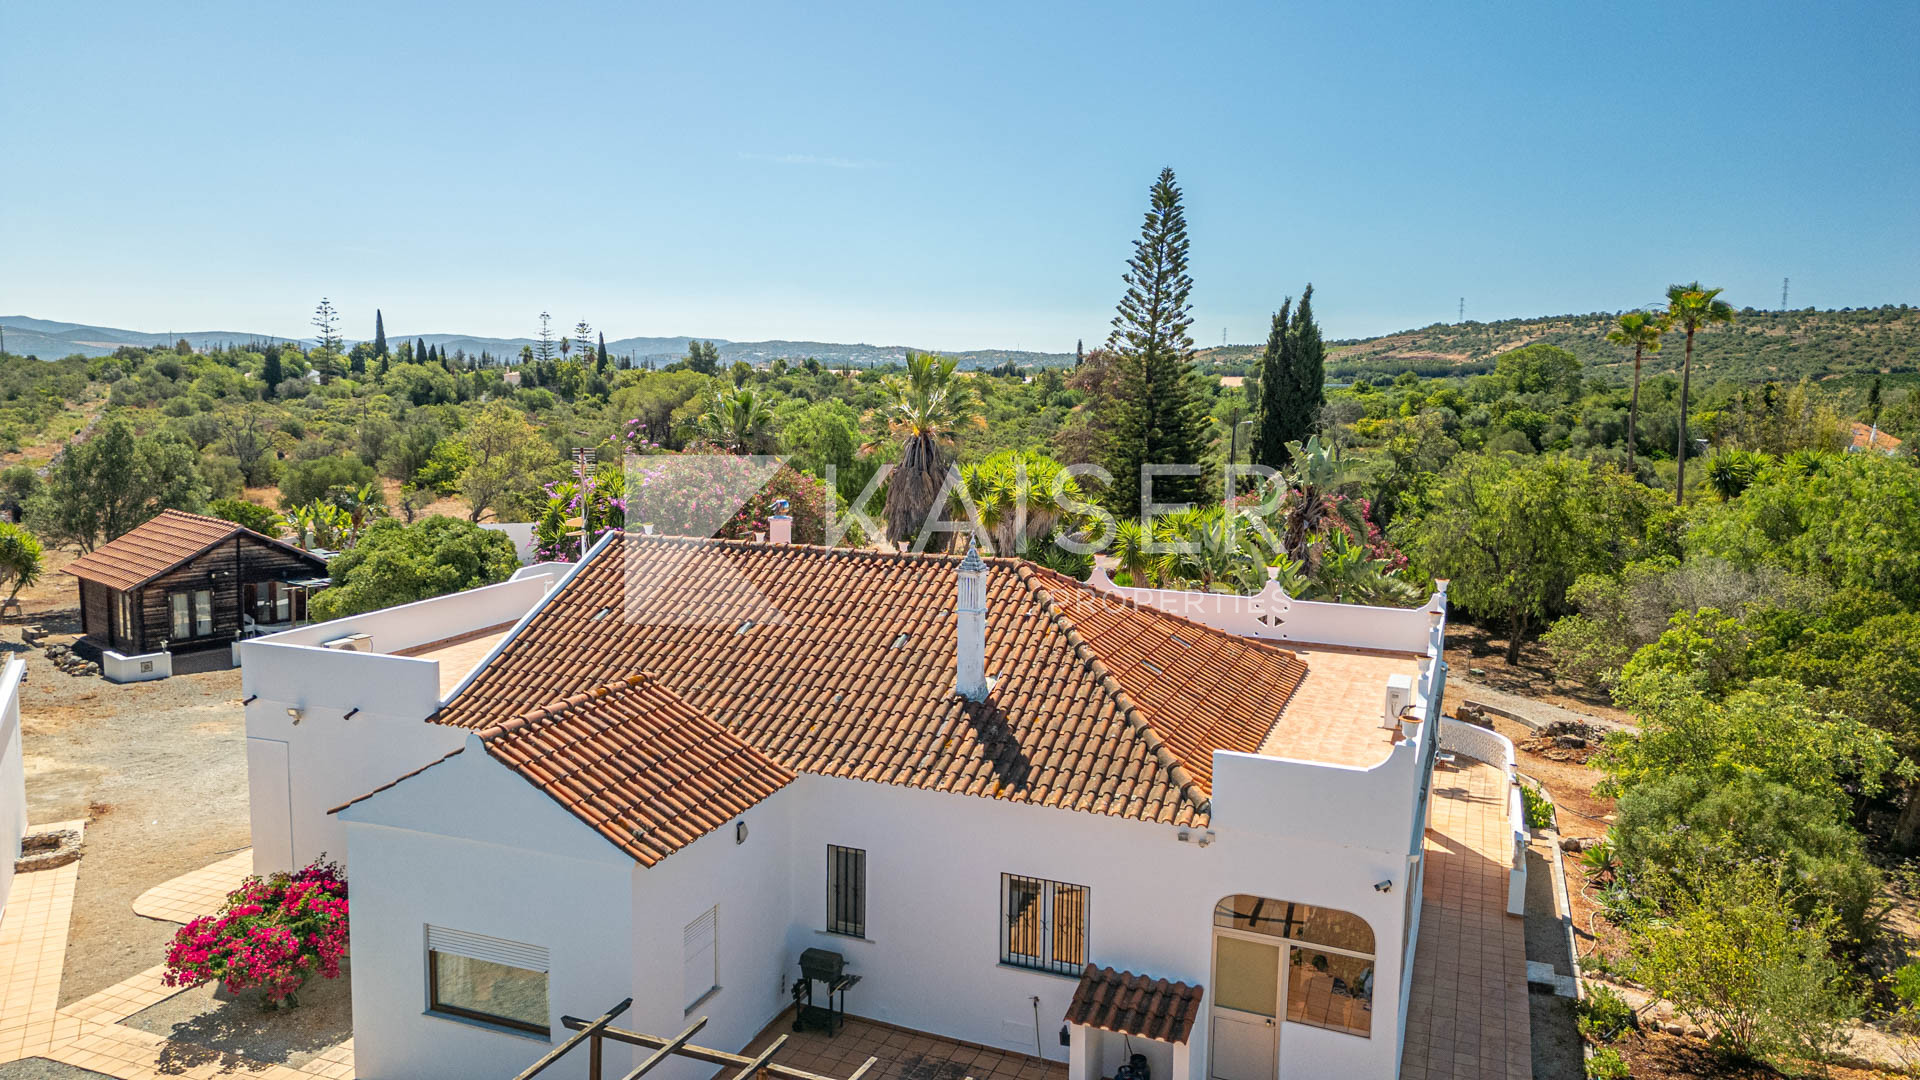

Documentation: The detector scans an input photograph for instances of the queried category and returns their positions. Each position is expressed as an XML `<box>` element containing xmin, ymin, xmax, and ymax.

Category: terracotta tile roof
<box><xmin>62</xmin><ymin>508</ymin><xmax>319</xmax><ymax>590</ymax></box>
<box><xmin>435</xmin><ymin>535</ymin><xmax>1318</xmax><ymax>827</ymax></box>
<box><xmin>336</xmin><ymin>672</ymin><xmax>796</xmax><ymax>867</ymax></box>
<box><xmin>1065</xmin><ymin>964</ymin><xmax>1205</xmax><ymax>1044</ymax></box>
<box><xmin>1852</xmin><ymin>421</ymin><xmax>1903</xmax><ymax>452</ymax></box>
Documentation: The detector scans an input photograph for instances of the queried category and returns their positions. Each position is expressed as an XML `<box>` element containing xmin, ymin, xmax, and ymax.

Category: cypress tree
<box><xmin>415</xmin><ymin>338</ymin><xmax>427</xmax><ymax>365</ymax></box>
<box><xmin>596</xmin><ymin>332</ymin><xmax>609</xmax><ymax>376</ymax></box>
<box><xmin>1290</xmin><ymin>283</ymin><xmax>1325</xmax><ymax>422</ymax></box>
<box><xmin>1253</xmin><ymin>298</ymin><xmax>1296</xmax><ymax>468</ymax></box>
<box><xmin>261</xmin><ymin>345</ymin><xmax>283</xmax><ymax>399</ymax></box>
<box><xmin>1252</xmin><ymin>284</ymin><xmax>1327</xmax><ymax>467</ymax></box>
<box><xmin>373</xmin><ymin>309</ymin><xmax>389</xmax><ymax>357</ymax></box>
<box><xmin>1103</xmin><ymin>167</ymin><xmax>1207</xmax><ymax>511</ymax></box>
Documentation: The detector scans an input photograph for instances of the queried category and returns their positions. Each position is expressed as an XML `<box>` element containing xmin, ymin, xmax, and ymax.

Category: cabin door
<box><xmin>1210</xmin><ymin>933</ymin><xmax>1280</xmax><ymax>1080</ymax></box>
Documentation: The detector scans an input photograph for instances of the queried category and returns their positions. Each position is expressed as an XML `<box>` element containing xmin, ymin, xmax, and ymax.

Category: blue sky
<box><xmin>4</xmin><ymin>1</ymin><xmax>1916</xmax><ymax>351</ymax></box>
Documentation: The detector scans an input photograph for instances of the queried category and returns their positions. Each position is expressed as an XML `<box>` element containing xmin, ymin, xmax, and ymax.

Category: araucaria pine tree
<box><xmin>1103</xmin><ymin>167</ymin><xmax>1208</xmax><ymax>511</ymax></box>
<box><xmin>1253</xmin><ymin>284</ymin><xmax>1327</xmax><ymax>469</ymax></box>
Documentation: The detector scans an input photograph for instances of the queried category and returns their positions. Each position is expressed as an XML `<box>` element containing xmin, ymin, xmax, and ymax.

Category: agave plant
<box><xmin>951</xmin><ymin>450</ymin><xmax>1083</xmax><ymax>555</ymax></box>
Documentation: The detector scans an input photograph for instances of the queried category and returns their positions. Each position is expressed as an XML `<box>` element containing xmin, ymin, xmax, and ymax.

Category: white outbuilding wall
<box><xmin>0</xmin><ymin>658</ymin><xmax>26</xmax><ymax>922</ymax></box>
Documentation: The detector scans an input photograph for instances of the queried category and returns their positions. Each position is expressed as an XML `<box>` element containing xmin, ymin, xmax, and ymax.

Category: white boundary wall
<box><xmin>0</xmin><ymin>659</ymin><xmax>25</xmax><ymax>923</ymax></box>
<box><xmin>1437</xmin><ymin>718</ymin><xmax>1528</xmax><ymax>916</ymax></box>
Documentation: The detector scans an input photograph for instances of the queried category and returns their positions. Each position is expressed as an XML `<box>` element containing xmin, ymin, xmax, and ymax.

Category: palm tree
<box><xmin>1111</xmin><ymin>519</ymin><xmax>1154</xmax><ymax>586</ymax></box>
<box><xmin>1275</xmin><ymin>436</ymin><xmax>1364</xmax><ymax>570</ymax></box>
<box><xmin>1666</xmin><ymin>283</ymin><xmax>1736</xmax><ymax>505</ymax></box>
<box><xmin>870</xmin><ymin>352</ymin><xmax>980</xmax><ymax>548</ymax></box>
<box><xmin>0</xmin><ymin>523</ymin><xmax>42</xmax><ymax>607</ymax></box>
<box><xmin>690</xmin><ymin>385</ymin><xmax>775</xmax><ymax>454</ymax></box>
<box><xmin>1606</xmin><ymin>310</ymin><xmax>1667</xmax><ymax>473</ymax></box>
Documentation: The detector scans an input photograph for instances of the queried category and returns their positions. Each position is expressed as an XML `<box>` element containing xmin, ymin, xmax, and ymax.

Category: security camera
<box><xmin>1373</xmin><ymin>879</ymin><xmax>1393</xmax><ymax>893</ymax></box>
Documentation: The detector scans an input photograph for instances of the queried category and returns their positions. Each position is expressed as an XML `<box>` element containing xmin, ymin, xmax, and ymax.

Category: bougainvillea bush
<box><xmin>162</xmin><ymin>858</ymin><xmax>348</xmax><ymax>1008</ymax></box>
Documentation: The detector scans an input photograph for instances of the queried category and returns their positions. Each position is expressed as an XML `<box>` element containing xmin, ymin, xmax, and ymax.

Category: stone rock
<box><xmin>1555</xmin><ymin>735</ymin><xmax>1587</xmax><ymax>749</ymax></box>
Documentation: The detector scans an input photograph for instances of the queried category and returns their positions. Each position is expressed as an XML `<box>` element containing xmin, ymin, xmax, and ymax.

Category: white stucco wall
<box><xmin>339</xmin><ymin>737</ymin><xmax>642</xmax><ymax>1080</ymax></box>
<box><xmin>0</xmin><ymin>658</ymin><xmax>27</xmax><ymax>922</ymax></box>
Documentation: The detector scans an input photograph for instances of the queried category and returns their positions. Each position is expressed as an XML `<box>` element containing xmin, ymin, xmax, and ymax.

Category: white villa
<box><xmin>238</xmin><ymin>530</ymin><xmax>1529</xmax><ymax>1080</ymax></box>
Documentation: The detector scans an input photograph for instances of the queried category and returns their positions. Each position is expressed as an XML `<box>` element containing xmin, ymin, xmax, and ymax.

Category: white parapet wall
<box><xmin>100</xmin><ymin>649</ymin><xmax>171</xmax><ymax>683</ymax></box>
<box><xmin>0</xmin><ymin>658</ymin><xmax>26</xmax><ymax>922</ymax></box>
<box><xmin>1437</xmin><ymin>717</ymin><xmax>1528</xmax><ymax>916</ymax></box>
<box><xmin>1085</xmin><ymin>566</ymin><xmax>1448</xmax><ymax>654</ymax></box>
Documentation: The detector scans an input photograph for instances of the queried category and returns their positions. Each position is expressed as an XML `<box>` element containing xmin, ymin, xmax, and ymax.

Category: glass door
<box><xmin>1210</xmin><ymin>934</ymin><xmax>1280</xmax><ymax>1080</ymax></box>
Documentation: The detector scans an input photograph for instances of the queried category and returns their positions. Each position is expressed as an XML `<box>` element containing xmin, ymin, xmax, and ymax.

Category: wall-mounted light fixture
<box><xmin>286</xmin><ymin>706</ymin><xmax>304</xmax><ymax>725</ymax></box>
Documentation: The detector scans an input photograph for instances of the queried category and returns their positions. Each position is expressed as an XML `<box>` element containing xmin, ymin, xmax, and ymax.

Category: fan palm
<box><xmin>690</xmin><ymin>385</ymin><xmax>776</xmax><ymax>454</ymax></box>
<box><xmin>1606</xmin><ymin>310</ymin><xmax>1668</xmax><ymax>473</ymax></box>
<box><xmin>1111</xmin><ymin>519</ymin><xmax>1154</xmax><ymax>586</ymax></box>
<box><xmin>870</xmin><ymin>352</ymin><xmax>980</xmax><ymax>547</ymax></box>
<box><xmin>1666</xmin><ymin>283</ymin><xmax>1736</xmax><ymax>505</ymax></box>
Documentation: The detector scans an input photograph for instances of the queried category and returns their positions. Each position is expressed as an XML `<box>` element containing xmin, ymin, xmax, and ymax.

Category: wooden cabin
<box><xmin>63</xmin><ymin>509</ymin><xmax>330</xmax><ymax>657</ymax></box>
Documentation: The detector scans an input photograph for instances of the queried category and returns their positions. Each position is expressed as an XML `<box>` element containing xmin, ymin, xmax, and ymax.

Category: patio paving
<box><xmin>1399</xmin><ymin>756</ymin><xmax>1532</xmax><ymax>1080</ymax></box>
<box><xmin>129</xmin><ymin>851</ymin><xmax>252</xmax><ymax>925</ymax></box>
<box><xmin>735</xmin><ymin>1012</ymin><xmax>1066</xmax><ymax>1080</ymax></box>
<box><xmin>0</xmin><ymin>836</ymin><xmax>353</xmax><ymax>1080</ymax></box>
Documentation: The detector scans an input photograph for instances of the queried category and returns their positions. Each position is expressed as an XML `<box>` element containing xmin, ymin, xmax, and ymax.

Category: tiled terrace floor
<box><xmin>735</xmin><ymin>1011</ymin><xmax>1067</xmax><ymax>1080</ymax></box>
<box><xmin>1400</xmin><ymin>757</ymin><xmax>1531</xmax><ymax>1080</ymax></box>
<box><xmin>0</xmin><ymin>831</ymin><xmax>353</xmax><ymax>1080</ymax></box>
<box><xmin>130</xmin><ymin>849</ymin><xmax>253</xmax><ymax>923</ymax></box>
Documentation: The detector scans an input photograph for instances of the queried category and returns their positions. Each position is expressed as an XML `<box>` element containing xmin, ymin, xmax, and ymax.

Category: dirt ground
<box><xmin>1611</xmin><ymin>1030</ymin><xmax>1910</xmax><ymax>1079</ymax></box>
<box><xmin>11</xmin><ymin>604</ymin><xmax>252</xmax><ymax>1007</ymax></box>
<box><xmin>1445</xmin><ymin>622</ymin><xmax>1636</xmax><ymax>726</ymax></box>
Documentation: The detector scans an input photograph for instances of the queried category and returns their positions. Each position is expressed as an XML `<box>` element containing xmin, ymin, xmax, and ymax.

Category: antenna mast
<box><xmin>1458</xmin><ymin>297</ymin><xmax>1465</xmax><ymax>323</ymax></box>
<box><xmin>1781</xmin><ymin>277</ymin><xmax>1790</xmax><ymax>310</ymax></box>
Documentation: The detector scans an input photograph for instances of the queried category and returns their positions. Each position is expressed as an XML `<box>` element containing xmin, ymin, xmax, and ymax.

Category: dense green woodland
<box><xmin>1</xmin><ymin>169</ymin><xmax>1917</xmax><ymax>1071</ymax></box>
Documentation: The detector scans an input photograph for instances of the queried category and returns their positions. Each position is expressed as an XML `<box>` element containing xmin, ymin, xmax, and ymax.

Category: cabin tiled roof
<box><xmin>434</xmin><ymin>534</ymin><xmax>1315</xmax><ymax>828</ymax></box>
<box><xmin>335</xmin><ymin>672</ymin><xmax>795</xmax><ymax>867</ymax></box>
<box><xmin>63</xmin><ymin>508</ymin><xmax>319</xmax><ymax>590</ymax></box>
<box><xmin>1065</xmin><ymin>964</ymin><xmax>1205</xmax><ymax>1044</ymax></box>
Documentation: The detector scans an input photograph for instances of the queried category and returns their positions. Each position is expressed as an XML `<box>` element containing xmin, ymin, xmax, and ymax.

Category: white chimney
<box><xmin>1381</xmin><ymin>673</ymin><xmax>1413</xmax><ymax>730</ymax></box>
<box><xmin>955</xmin><ymin>543</ymin><xmax>988</xmax><ymax>701</ymax></box>
<box><xmin>768</xmin><ymin>499</ymin><xmax>792</xmax><ymax>545</ymax></box>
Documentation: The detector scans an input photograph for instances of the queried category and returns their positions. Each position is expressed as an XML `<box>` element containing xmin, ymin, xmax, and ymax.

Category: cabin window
<box><xmin>1001</xmin><ymin>873</ymin><xmax>1088</xmax><ymax>975</ymax></box>
<box><xmin>684</xmin><ymin>905</ymin><xmax>719</xmax><ymax>1010</ymax></box>
<box><xmin>113</xmin><ymin>593</ymin><xmax>137</xmax><ymax>645</ymax></box>
<box><xmin>171</xmin><ymin>589</ymin><xmax>213</xmax><ymax>639</ymax></box>
<box><xmin>425</xmin><ymin>926</ymin><xmax>550</xmax><ymax>1036</ymax></box>
<box><xmin>826</xmin><ymin>845</ymin><xmax>866</xmax><ymax>937</ymax></box>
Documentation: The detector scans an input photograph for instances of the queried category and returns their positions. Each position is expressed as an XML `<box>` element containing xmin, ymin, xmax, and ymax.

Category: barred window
<box><xmin>1001</xmin><ymin>873</ymin><xmax>1088</xmax><ymax>975</ymax></box>
<box><xmin>826</xmin><ymin>845</ymin><xmax>866</xmax><ymax>937</ymax></box>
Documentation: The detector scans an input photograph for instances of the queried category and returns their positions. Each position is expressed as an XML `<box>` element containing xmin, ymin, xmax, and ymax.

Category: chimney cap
<box><xmin>958</xmin><ymin>541</ymin><xmax>987</xmax><ymax>574</ymax></box>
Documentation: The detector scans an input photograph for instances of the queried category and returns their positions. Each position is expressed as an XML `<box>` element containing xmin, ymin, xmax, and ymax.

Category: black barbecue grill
<box><xmin>793</xmin><ymin>948</ymin><xmax>860</xmax><ymax>1035</ymax></box>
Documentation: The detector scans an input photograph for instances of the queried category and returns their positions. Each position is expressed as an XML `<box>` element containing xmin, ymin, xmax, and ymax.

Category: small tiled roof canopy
<box><xmin>1066</xmin><ymin>964</ymin><xmax>1206</xmax><ymax>1044</ymax></box>
<box><xmin>63</xmin><ymin>508</ymin><xmax>320</xmax><ymax>590</ymax></box>
<box><xmin>435</xmin><ymin>535</ymin><xmax>1315</xmax><ymax>829</ymax></box>
<box><xmin>337</xmin><ymin>673</ymin><xmax>795</xmax><ymax>867</ymax></box>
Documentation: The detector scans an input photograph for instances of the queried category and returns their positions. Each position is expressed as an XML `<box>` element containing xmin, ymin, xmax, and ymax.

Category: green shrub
<box><xmin>1585</xmin><ymin>1046</ymin><xmax>1629</xmax><ymax>1080</ymax></box>
<box><xmin>1520</xmin><ymin>781</ymin><xmax>1556</xmax><ymax>829</ymax></box>
<box><xmin>208</xmin><ymin>499</ymin><xmax>282</xmax><ymax>536</ymax></box>
<box><xmin>1576</xmin><ymin>984</ymin><xmax>1635</xmax><ymax>1043</ymax></box>
<box><xmin>1627</xmin><ymin>864</ymin><xmax>1857</xmax><ymax>1067</ymax></box>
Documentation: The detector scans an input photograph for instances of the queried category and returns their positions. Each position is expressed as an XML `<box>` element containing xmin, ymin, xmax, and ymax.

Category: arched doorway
<box><xmin>1208</xmin><ymin>895</ymin><xmax>1375</xmax><ymax>1080</ymax></box>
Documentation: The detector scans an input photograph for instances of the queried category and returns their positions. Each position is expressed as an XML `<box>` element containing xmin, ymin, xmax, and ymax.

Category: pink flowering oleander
<box><xmin>162</xmin><ymin>857</ymin><xmax>348</xmax><ymax>1007</ymax></box>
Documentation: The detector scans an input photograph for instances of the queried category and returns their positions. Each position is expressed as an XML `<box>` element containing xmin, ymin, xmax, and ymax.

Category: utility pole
<box><xmin>1458</xmin><ymin>297</ymin><xmax>1465</xmax><ymax>323</ymax></box>
<box><xmin>1781</xmin><ymin>277</ymin><xmax>1790</xmax><ymax>311</ymax></box>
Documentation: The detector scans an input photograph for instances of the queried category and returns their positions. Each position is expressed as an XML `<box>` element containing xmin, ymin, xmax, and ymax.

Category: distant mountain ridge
<box><xmin>0</xmin><ymin>316</ymin><xmax>1074</xmax><ymax>370</ymax></box>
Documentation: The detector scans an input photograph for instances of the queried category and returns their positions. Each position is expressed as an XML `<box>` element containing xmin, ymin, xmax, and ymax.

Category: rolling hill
<box><xmin>1196</xmin><ymin>305</ymin><xmax>1919</xmax><ymax>384</ymax></box>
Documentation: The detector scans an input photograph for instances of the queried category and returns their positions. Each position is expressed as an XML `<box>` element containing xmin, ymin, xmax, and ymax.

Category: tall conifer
<box><xmin>1253</xmin><ymin>298</ymin><xmax>1296</xmax><ymax>468</ymax></box>
<box><xmin>1104</xmin><ymin>168</ymin><xmax>1207</xmax><ymax>510</ymax></box>
<box><xmin>372</xmin><ymin>310</ymin><xmax>389</xmax><ymax>357</ymax></box>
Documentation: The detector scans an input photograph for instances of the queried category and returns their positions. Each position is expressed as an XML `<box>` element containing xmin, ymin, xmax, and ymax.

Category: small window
<box><xmin>193</xmin><ymin>589</ymin><xmax>213</xmax><ymax>636</ymax></box>
<box><xmin>683</xmin><ymin>906</ymin><xmax>718</xmax><ymax>1009</ymax></box>
<box><xmin>826</xmin><ymin>846</ymin><xmax>866</xmax><ymax>937</ymax></box>
<box><xmin>425</xmin><ymin>926</ymin><xmax>549</xmax><ymax>1036</ymax></box>
<box><xmin>1001</xmin><ymin>873</ymin><xmax>1088</xmax><ymax>976</ymax></box>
